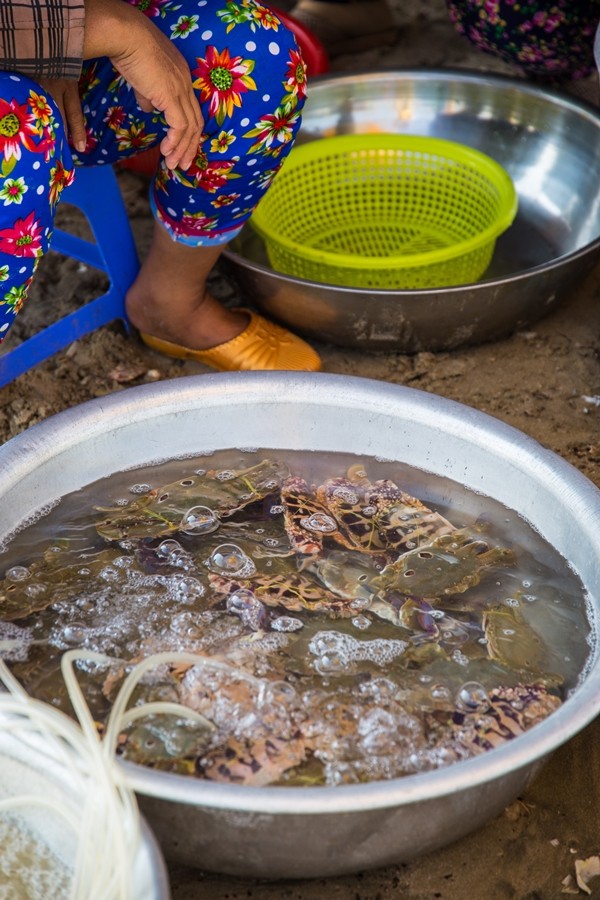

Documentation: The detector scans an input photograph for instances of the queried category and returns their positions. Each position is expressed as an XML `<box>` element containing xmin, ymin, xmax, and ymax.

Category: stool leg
<box><xmin>0</xmin><ymin>166</ymin><xmax>140</xmax><ymax>387</ymax></box>
<box><xmin>63</xmin><ymin>167</ymin><xmax>140</xmax><ymax>298</ymax></box>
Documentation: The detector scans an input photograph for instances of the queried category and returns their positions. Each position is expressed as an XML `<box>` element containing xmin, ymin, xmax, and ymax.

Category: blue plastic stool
<box><xmin>0</xmin><ymin>164</ymin><xmax>140</xmax><ymax>387</ymax></box>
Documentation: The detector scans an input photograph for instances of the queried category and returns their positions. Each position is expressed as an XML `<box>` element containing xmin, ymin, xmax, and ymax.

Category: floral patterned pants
<box><xmin>0</xmin><ymin>0</ymin><xmax>306</xmax><ymax>343</ymax></box>
<box><xmin>447</xmin><ymin>0</ymin><xmax>600</xmax><ymax>82</ymax></box>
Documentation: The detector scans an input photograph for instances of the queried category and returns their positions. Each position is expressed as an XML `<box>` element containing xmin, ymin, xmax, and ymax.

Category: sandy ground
<box><xmin>2</xmin><ymin>1</ymin><xmax>600</xmax><ymax>897</ymax></box>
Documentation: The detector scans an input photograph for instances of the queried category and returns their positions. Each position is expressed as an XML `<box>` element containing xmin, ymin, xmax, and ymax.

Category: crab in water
<box><xmin>95</xmin><ymin>459</ymin><xmax>290</xmax><ymax>541</ymax></box>
<box><xmin>115</xmin><ymin>657</ymin><xmax>309</xmax><ymax>786</ymax></box>
<box><xmin>0</xmin><ymin>544</ymin><xmax>127</xmax><ymax>621</ymax></box>
<box><xmin>207</xmin><ymin>545</ymin><xmax>412</xmax><ymax>627</ymax></box>
<box><xmin>425</xmin><ymin>682</ymin><xmax>562</xmax><ymax>758</ymax></box>
<box><xmin>371</xmin><ymin>528</ymin><xmax>515</xmax><ymax>598</ymax></box>
<box><xmin>114</xmin><ymin>655</ymin><xmax>563</xmax><ymax>786</ymax></box>
<box><xmin>207</xmin><ymin>570</ymin><xmax>357</xmax><ymax>619</ymax></box>
<box><xmin>280</xmin><ymin>466</ymin><xmax>456</xmax><ymax>557</ymax></box>
<box><xmin>481</xmin><ymin>604</ymin><xmax>555</xmax><ymax>677</ymax></box>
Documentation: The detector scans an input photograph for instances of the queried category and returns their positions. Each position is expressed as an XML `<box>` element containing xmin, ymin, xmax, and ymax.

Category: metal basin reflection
<box><xmin>223</xmin><ymin>69</ymin><xmax>600</xmax><ymax>351</ymax></box>
<box><xmin>0</xmin><ymin>373</ymin><xmax>599</xmax><ymax>878</ymax></box>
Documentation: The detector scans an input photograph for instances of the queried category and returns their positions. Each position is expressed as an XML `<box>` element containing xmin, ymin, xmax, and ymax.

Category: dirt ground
<box><xmin>2</xmin><ymin>1</ymin><xmax>600</xmax><ymax>898</ymax></box>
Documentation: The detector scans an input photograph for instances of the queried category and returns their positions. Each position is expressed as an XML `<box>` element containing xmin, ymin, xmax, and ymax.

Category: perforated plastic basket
<box><xmin>250</xmin><ymin>134</ymin><xmax>518</xmax><ymax>290</ymax></box>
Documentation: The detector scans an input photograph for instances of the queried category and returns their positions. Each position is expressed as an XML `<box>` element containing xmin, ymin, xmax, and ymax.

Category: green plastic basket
<box><xmin>250</xmin><ymin>134</ymin><xmax>518</xmax><ymax>290</ymax></box>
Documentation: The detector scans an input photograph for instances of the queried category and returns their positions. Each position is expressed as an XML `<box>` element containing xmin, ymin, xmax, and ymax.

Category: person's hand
<box><xmin>38</xmin><ymin>78</ymin><xmax>87</xmax><ymax>153</ymax></box>
<box><xmin>84</xmin><ymin>0</ymin><xmax>203</xmax><ymax>170</ymax></box>
<box><xmin>110</xmin><ymin>32</ymin><xmax>204</xmax><ymax>171</ymax></box>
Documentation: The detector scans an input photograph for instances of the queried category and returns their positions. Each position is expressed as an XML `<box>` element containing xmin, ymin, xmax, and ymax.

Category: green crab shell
<box><xmin>373</xmin><ymin>528</ymin><xmax>515</xmax><ymax>597</ymax></box>
<box><xmin>95</xmin><ymin>459</ymin><xmax>290</xmax><ymax>541</ymax></box>
<box><xmin>0</xmin><ymin>545</ymin><xmax>124</xmax><ymax>621</ymax></box>
<box><xmin>482</xmin><ymin>604</ymin><xmax>554</xmax><ymax>676</ymax></box>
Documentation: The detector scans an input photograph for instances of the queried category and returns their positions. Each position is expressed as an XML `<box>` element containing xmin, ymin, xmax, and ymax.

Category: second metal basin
<box><xmin>223</xmin><ymin>69</ymin><xmax>600</xmax><ymax>351</ymax></box>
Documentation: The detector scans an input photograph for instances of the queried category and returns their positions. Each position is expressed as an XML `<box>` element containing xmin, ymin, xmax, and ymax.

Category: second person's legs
<box><xmin>447</xmin><ymin>0</ymin><xmax>600</xmax><ymax>85</ymax></box>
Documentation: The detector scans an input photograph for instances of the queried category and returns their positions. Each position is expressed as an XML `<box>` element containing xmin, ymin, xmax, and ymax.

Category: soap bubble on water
<box><xmin>271</xmin><ymin>616</ymin><xmax>303</xmax><ymax>633</ymax></box>
<box><xmin>226</xmin><ymin>589</ymin><xmax>265</xmax><ymax>630</ymax></box>
<box><xmin>504</xmin><ymin>597</ymin><xmax>520</xmax><ymax>608</ymax></box>
<box><xmin>75</xmin><ymin>596</ymin><xmax>95</xmax><ymax>612</ymax></box>
<box><xmin>5</xmin><ymin>565</ymin><xmax>30</xmax><ymax>582</ymax></box>
<box><xmin>169</xmin><ymin>576</ymin><xmax>205</xmax><ymax>605</ymax></box>
<box><xmin>0</xmin><ymin>621</ymin><xmax>33</xmax><ymax>661</ymax></box>
<box><xmin>309</xmin><ymin>631</ymin><xmax>408</xmax><ymax>675</ymax></box>
<box><xmin>359</xmin><ymin>677</ymin><xmax>397</xmax><ymax>700</ymax></box>
<box><xmin>180</xmin><ymin>505</ymin><xmax>220</xmax><ymax>536</ymax></box>
<box><xmin>60</xmin><ymin>622</ymin><xmax>88</xmax><ymax>647</ymax></box>
<box><xmin>99</xmin><ymin>566</ymin><xmax>121</xmax><ymax>583</ymax></box>
<box><xmin>439</xmin><ymin>620</ymin><xmax>470</xmax><ymax>645</ymax></box>
<box><xmin>430</xmin><ymin>683</ymin><xmax>451</xmax><ymax>703</ymax></box>
<box><xmin>456</xmin><ymin>681</ymin><xmax>489</xmax><ymax>714</ymax></box>
<box><xmin>300</xmin><ymin>512</ymin><xmax>337</xmax><ymax>534</ymax></box>
<box><xmin>129</xmin><ymin>483</ymin><xmax>152</xmax><ymax>495</ymax></box>
<box><xmin>157</xmin><ymin>540</ymin><xmax>186</xmax><ymax>564</ymax></box>
<box><xmin>314</xmin><ymin>651</ymin><xmax>345</xmax><ymax>674</ymax></box>
<box><xmin>215</xmin><ymin>470</ymin><xmax>236</xmax><ymax>481</ymax></box>
<box><xmin>352</xmin><ymin>615</ymin><xmax>371</xmax><ymax>630</ymax></box>
<box><xmin>349</xmin><ymin>597</ymin><xmax>370</xmax><ymax>611</ymax></box>
<box><xmin>208</xmin><ymin>543</ymin><xmax>256</xmax><ymax>577</ymax></box>
<box><xmin>332</xmin><ymin>487</ymin><xmax>358</xmax><ymax>504</ymax></box>
<box><xmin>269</xmin><ymin>505</ymin><xmax>284</xmax><ymax>515</ymax></box>
<box><xmin>170</xmin><ymin>611</ymin><xmax>204</xmax><ymax>639</ymax></box>
<box><xmin>358</xmin><ymin>708</ymin><xmax>397</xmax><ymax>753</ymax></box>
<box><xmin>24</xmin><ymin>582</ymin><xmax>46</xmax><ymax>598</ymax></box>
<box><xmin>258</xmin><ymin>679</ymin><xmax>298</xmax><ymax>708</ymax></box>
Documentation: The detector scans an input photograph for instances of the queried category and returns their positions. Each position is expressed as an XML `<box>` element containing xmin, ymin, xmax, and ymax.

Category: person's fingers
<box><xmin>108</xmin><ymin>22</ymin><xmax>204</xmax><ymax>168</ymax></box>
<box><xmin>63</xmin><ymin>83</ymin><xmax>87</xmax><ymax>153</ymax></box>
<box><xmin>133</xmin><ymin>89</ymin><xmax>155</xmax><ymax>114</ymax></box>
<box><xmin>162</xmin><ymin>130</ymin><xmax>199</xmax><ymax>171</ymax></box>
<box><xmin>159</xmin><ymin>98</ymin><xmax>203</xmax><ymax>170</ymax></box>
<box><xmin>37</xmin><ymin>78</ymin><xmax>87</xmax><ymax>152</ymax></box>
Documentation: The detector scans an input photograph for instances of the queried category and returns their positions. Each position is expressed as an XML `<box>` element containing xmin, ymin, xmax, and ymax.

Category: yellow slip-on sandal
<box><xmin>140</xmin><ymin>309</ymin><xmax>322</xmax><ymax>372</ymax></box>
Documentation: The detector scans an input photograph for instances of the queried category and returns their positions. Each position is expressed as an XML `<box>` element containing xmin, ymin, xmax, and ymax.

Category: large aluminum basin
<box><xmin>223</xmin><ymin>69</ymin><xmax>600</xmax><ymax>351</ymax></box>
<box><xmin>0</xmin><ymin>372</ymin><xmax>599</xmax><ymax>878</ymax></box>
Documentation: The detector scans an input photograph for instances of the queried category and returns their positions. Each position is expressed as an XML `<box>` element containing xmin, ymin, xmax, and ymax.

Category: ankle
<box><xmin>126</xmin><ymin>286</ymin><xmax>250</xmax><ymax>351</ymax></box>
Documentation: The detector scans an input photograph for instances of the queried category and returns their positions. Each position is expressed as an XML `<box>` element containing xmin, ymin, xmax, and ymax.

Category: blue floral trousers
<box><xmin>0</xmin><ymin>0</ymin><xmax>306</xmax><ymax>343</ymax></box>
